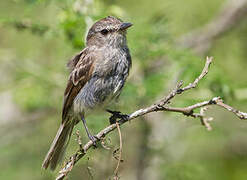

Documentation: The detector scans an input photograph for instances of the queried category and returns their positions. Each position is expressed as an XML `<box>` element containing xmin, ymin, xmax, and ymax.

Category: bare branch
<box><xmin>56</xmin><ymin>56</ymin><xmax>247</xmax><ymax>180</ymax></box>
<box><xmin>179</xmin><ymin>56</ymin><xmax>213</xmax><ymax>92</ymax></box>
<box><xmin>215</xmin><ymin>98</ymin><xmax>247</xmax><ymax>120</ymax></box>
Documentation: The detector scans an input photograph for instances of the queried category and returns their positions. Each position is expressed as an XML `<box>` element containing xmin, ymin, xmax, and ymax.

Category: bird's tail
<box><xmin>42</xmin><ymin>120</ymin><xmax>74</xmax><ymax>170</ymax></box>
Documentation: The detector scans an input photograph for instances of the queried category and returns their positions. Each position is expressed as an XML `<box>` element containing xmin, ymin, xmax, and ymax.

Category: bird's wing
<box><xmin>62</xmin><ymin>48</ymin><xmax>94</xmax><ymax>121</ymax></box>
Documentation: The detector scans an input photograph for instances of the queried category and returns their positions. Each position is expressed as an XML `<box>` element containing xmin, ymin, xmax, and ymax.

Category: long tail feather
<box><xmin>42</xmin><ymin>120</ymin><xmax>74</xmax><ymax>170</ymax></box>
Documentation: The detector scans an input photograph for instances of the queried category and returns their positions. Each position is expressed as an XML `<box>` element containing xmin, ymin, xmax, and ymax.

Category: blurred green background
<box><xmin>1</xmin><ymin>0</ymin><xmax>247</xmax><ymax>179</ymax></box>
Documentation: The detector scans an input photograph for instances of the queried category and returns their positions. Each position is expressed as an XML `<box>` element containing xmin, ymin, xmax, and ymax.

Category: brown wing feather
<box><xmin>67</xmin><ymin>48</ymin><xmax>89</xmax><ymax>72</ymax></box>
<box><xmin>62</xmin><ymin>48</ymin><xmax>94</xmax><ymax>121</ymax></box>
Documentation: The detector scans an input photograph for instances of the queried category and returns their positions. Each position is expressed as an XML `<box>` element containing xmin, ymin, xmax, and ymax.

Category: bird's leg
<box><xmin>81</xmin><ymin>115</ymin><xmax>98</xmax><ymax>147</ymax></box>
<box><xmin>106</xmin><ymin>109</ymin><xmax>129</xmax><ymax>124</ymax></box>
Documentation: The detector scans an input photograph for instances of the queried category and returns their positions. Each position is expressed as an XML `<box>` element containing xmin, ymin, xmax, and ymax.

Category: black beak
<box><xmin>119</xmin><ymin>22</ymin><xmax>133</xmax><ymax>30</ymax></box>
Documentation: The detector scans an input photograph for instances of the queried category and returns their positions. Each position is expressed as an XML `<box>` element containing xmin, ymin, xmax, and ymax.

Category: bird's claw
<box><xmin>88</xmin><ymin>134</ymin><xmax>99</xmax><ymax>148</ymax></box>
<box><xmin>106</xmin><ymin>109</ymin><xmax>129</xmax><ymax>124</ymax></box>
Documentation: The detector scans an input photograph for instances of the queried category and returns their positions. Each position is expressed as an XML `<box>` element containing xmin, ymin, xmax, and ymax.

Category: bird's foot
<box><xmin>88</xmin><ymin>134</ymin><xmax>99</xmax><ymax>148</ymax></box>
<box><xmin>106</xmin><ymin>109</ymin><xmax>129</xmax><ymax>124</ymax></box>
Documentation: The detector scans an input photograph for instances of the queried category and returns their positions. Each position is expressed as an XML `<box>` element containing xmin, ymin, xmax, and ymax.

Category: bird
<box><xmin>42</xmin><ymin>16</ymin><xmax>132</xmax><ymax>170</ymax></box>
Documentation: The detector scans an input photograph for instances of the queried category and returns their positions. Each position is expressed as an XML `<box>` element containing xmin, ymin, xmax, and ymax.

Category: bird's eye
<box><xmin>100</xmin><ymin>29</ymin><xmax>109</xmax><ymax>35</ymax></box>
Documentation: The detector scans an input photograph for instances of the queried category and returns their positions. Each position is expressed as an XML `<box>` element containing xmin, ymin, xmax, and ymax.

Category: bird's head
<box><xmin>86</xmin><ymin>16</ymin><xmax>132</xmax><ymax>48</ymax></box>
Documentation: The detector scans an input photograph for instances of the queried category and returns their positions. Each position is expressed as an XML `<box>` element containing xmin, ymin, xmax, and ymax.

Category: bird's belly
<box><xmin>73</xmin><ymin>75</ymin><xmax>124</xmax><ymax>114</ymax></box>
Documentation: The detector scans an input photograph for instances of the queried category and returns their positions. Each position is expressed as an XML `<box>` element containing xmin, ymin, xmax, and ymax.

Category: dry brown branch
<box><xmin>56</xmin><ymin>56</ymin><xmax>247</xmax><ymax>180</ymax></box>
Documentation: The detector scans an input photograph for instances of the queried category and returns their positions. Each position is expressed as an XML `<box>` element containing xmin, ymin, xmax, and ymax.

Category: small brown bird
<box><xmin>42</xmin><ymin>16</ymin><xmax>132</xmax><ymax>170</ymax></box>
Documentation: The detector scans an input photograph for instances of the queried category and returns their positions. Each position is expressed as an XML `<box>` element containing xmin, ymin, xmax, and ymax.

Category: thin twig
<box><xmin>113</xmin><ymin>122</ymin><xmax>123</xmax><ymax>178</ymax></box>
<box><xmin>179</xmin><ymin>56</ymin><xmax>213</xmax><ymax>92</ymax></box>
<box><xmin>101</xmin><ymin>137</ymin><xmax>112</xmax><ymax>150</ymax></box>
<box><xmin>215</xmin><ymin>98</ymin><xmax>247</xmax><ymax>119</ymax></box>
<box><xmin>75</xmin><ymin>130</ymin><xmax>83</xmax><ymax>150</ymax></box>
